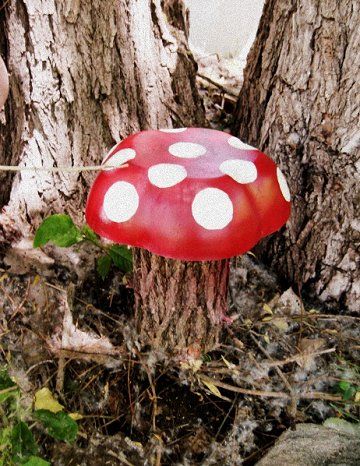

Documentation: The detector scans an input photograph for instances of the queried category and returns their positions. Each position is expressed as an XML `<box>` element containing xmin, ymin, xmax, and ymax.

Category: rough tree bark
<box><xmin>233</xmin><ymin>0</ymin><xmax>359</xmax><ymax>312</ymax></box>
<box><xmin>133</xmin><ymin>249</ymin><xmax>230</xmax><ymax>357</ymax></box>
<box><xmin>0</xmin><ymin>0</ymin><xmax>204</xmax><ymax>246</ymax></box>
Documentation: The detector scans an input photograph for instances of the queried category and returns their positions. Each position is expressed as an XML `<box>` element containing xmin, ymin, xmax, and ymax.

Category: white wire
<box><xmin>0</xmin><ymin>164</ymin><xmax>129</xmax><ymax>172</ymax></box>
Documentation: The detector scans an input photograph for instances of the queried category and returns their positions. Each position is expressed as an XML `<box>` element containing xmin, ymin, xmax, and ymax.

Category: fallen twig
<box><xmin>0</xmin><ymin>385</ymin><xmax>18</xmax><ymax>396</ymax></box>
<box><xmin>197</xmin><ymin>73</ymin><xmax>239</xmax><ymax>98</ymax></box>
<box><xmin>52</xmin><ymin>347</ymin><xmax>125</xmax><ymax>359</ymax></box>
<box><xmin>265</xmin><ymin>348</ymin><xmax>336</xmax><ymax>368</ymax></box>
<box><xmin>108</xmin><ymin>451</ymin><xmax>134</xmax><ymax>466</ymax></box>
<box><xmin>198</xmin><ymin>375</ymin><xmax>342</xmax><ymax>402</ymax></box>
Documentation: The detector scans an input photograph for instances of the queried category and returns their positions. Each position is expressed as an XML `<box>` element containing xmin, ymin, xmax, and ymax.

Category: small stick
<box><xmin>265</xmin><ymin>348</ymin><xmax>336</xmax><ymax>368</ymax></box>
<box><xmin>197</xmin><ymin>73</ymin><xmax>239</xmax><ymax>98</ymax></box>
<box><xmin>198</xmin><ymin>375</ymin><xmax>342</xmax><ymax>402</ymax></box>
<box><xmin>107</xmin><ymin>451</ymin><xmax>134</xmax><ymax>466</ymax></box>
<box><xmin>215</xmin><ymin>394</ymin><xmax>238</xmax><ymax>440</ymax></box>
<box><xmin>162</xmin><ymin>101</ymin><xmax>186</xmax><ymax>126</ymax></box>
<box><xmin>0</xmin><ymin>385</ymin><xmax>18</xmax><ymax>396</ymax></box>
<box><xmin>146</xmin><ymin>367</ymin><xmax>158</xmax><ymax>432</ymax></box>
<box><xmin>53</xmin><ymin>347</ymin><xmax>125</xmax><ymax>359</ymax></box>
<box><xmin>56</xmin><ymin>356</ymin><xmax>66</xmax><ymax>394</ymax></box>
<box><xmin>26</xmin><ymin>359</ymin><xmax>55</xmax><ymax>375</ymax></box>
<box><xmin>0</xmin><ymin>0</ymin><xmax>10</xmax><ymax>12</ymax></box>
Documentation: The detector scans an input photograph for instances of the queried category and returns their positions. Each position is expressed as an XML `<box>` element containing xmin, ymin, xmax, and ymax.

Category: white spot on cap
<box><xmin>148</xmin><ymin>163</ymin><xmax>187</xmax><ymax>188</ymax></box>
<box><xmin>228</xmin><ymin>136</ymin><xmax>255</xmax><ymax>151</ymax></box>
<box><xmin>220</xmin><ymin>159</ymin><xmax>257</xmax><ymax>184</ymax></box>
<box><xmin>103</xmin><ymin>148</ymin><xmax>136</xmax><ymax>171</ymax></box>
<box><xmin>159</xmin><ymin>128</ymin><xmax>187</xmax><ymax>133</ymax></box>
<box><xmin>169</xmin><ymin>142</ymin><xmax>206</xmax><ymax>158</ymax></box>
<box><xmin>277</xmin><ymin>168</ymin><xmax>291</xmax><ymax>202</ymax></box>
<box><xmin>192</xmin><ymin>188</ymin><xmax>233</xmax><ymax>230</ymax></box>
<box><xmin>103</xmin><ymin>181</ymin><xmax>139</xmax><ymax>222</ymax></box>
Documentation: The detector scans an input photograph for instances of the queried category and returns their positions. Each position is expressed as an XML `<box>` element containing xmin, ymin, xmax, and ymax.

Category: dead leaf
<box><xmin>276</xmin><ymin>288</ymin><xmax>303</xmax><ymax>316</ymax></box>
<box><xmin>271</xmin><ymin>317</ymin><xmax>290</xmax><ymax>332</ymax></box>
<box><xmin>69</xmin><ymin>412</ymin><xmax>84</xmax><ymax>420</ymax></box>
<box><xmin>4</xmin><ymin>238</ymin><xmax>54</xmax><ymax>275</ymax></box>
<box><xmin>233</xmin><ymin>337</ymin><xmax>245</xmax><ymax>350</ymax></box>
<box><xmin>221</xmin><ymin>356</ymin><xmax>235</xmax><ymax>369</ymax></box>
<box><xmin>262</xmin><ymin>304</ymin><xmax>273</xmax><ymax>316</ymax></box>
<box><xmin>261</xmin><ymin>305</ymin><xmax>273</xmax><ymax>322</ymax></box>
<box><xmin>297</xmin><ymin>338</ymin><xmax>326</xmax><ymax>370</ymax></box>
<box><xmin>59</xmin><ymin>291</ymin><xmax>117</xmax><ymax>354</ymax></box>
<box><xmin>34</xmin><ymin>387</ymin><xmax>64</xmax><ymax>413</ymax></box>
<box><xmin>180</xmin><ymin>359</ymin><xmax>203</xmax><ymax>372</ymax></box>
<box><xmin>322</xmin><ymin>329</ymin><xmax>338</xmax><ymax>335</ymax></box>
<box><xmin>244</xmin><ymin>319</ymin><xmax>253</xmax><ymax>328</ymax></box>
<box><xmin>202</xmin><ymin>379</ymin><xmax>222</xmax><ymax>397</ymax></box>
<box><xmin>199</xmin><ymin>376</ymin><xmax>231</xmax><ymax>401</ymax></box>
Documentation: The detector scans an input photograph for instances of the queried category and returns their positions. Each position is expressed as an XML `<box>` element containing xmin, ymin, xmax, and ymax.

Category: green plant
<box><xmin>337</xmin><ymin>380</ymin><xmax>359</xmax><ymax>402</ymax></box>
<box><xmin>0</xmin><ymin>367</ymin><xmax>79</xmax><ymax>465</ymax></box>
<box><xmin>330</xmin><ymin>360</ymin><xmax>360</xmax><ymax>422</ymax></box>
<box><xmin>33</xmin><ymin>214</ymin><xmax>132</xmax><ymax>280</ymax></box>
<box><xmin>335</xmin><ymin>360</ymin><xmax>360</xmax><ymax>402</ymax></box>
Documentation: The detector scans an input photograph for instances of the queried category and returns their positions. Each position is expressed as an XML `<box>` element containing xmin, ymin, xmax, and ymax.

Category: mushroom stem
<box><xmin>133</xmin><ymin>248</ymin><xmax>230</xmax><ymax>358</ymax></box>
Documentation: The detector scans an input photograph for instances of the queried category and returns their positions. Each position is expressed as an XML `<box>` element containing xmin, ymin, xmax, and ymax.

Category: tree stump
<box><xmin>133</xmin><ymin>248</ymin><xmax>230</xmax><ymax>358</ymax></box>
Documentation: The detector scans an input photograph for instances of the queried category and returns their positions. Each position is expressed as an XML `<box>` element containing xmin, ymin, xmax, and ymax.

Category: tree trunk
<box><xmin>0</xmin><ymin>0</ymin><xmax>204</xmax><ymax>248</ymax></box>
<box><xmin>233</xmin><ymin>0</ymin><xmax>359</xmax><ymax>312</ymax></box>
<box><xmin>133</xmin><ymin>248</ymin><xmax>230</xmax><ymax>358</ymax></box>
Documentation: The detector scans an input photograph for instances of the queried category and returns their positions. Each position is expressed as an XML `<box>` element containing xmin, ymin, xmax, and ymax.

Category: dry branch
<box><xmin>198</xmin><ymin>375</ymin><xmax>342</xmax><ymax>402</ymax></box>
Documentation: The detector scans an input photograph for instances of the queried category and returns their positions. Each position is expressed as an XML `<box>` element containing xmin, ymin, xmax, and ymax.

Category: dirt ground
<box><xmin>0</xmin><ymin>52</ymin><xmax>359</xmax><ymax>465</ymax></box>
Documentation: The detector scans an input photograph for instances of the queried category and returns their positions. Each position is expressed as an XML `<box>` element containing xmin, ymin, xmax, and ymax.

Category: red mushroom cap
<box><xmin>0</xmin><ymin>57</ymin><xmax>9</xmax><ymax>110</ymax></box>
<box><xmin>86</xmin><ymin>128</ymin><xmax>291</xmax><ymax>261</ymax></box>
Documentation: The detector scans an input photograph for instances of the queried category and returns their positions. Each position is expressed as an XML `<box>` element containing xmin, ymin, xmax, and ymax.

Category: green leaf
<box><xmin>0</xmin><ymin>368</ymin><xmax>18</xmax><ymax>403</ymax></box>
<box><xmin>81</xmin><ymin>225</ymin><xmax>100</xmax><ymax>244</ymax></box>
<box><xmin>34</xmin><ymin>410</ymin><xmax>78</xmax><ymax>443</ymax></box>
<box><xmin>202</xmin><ymin>354</ymin><xmax>212</xmax><ymax>363</ymax></box>
<box><xmin>108</xmin><ymin>245</ymin><xmax>132</xmax><ymax>273</ymax></box>
<box><xmin>23</xmin><ymin>456</ymin><xmax>51</xmax><ymax>466</ymax></box>
<box><xmin>0</xmin><ymin>367</ymin><xmax>16</xmax><ymax>390</ymax></box>
<box><xmin>33</xmin><ymin>214</ymin><xmax>82</xmax><ymax>248</ymax></box>
<box><xmin>97</xmin><ymin>255</ymin><xmax>112</xmax><ymax>280</ymax></box>
<box><xmin>11</xmin><ymin>422</ymin><xmax>38</xmax><ymax>463</ymax></box>
<box><xmin>0</xmin><ymin>426</ymin><xmax>12</xmax><ymax>451</ymax></box>
<box><xmin>0</xmin><ymin>427</ymin><xmax>12</xmax><ymax>466</ymax></box>
<box><xmin>343</xmin><ymin>386</ymin><xmax>356</xmax><ymax>401</ymax></box>
<box><xmin>338</xmin><ymin>381</ymin><xmax>351</xmax><ymax>392</ymax></box>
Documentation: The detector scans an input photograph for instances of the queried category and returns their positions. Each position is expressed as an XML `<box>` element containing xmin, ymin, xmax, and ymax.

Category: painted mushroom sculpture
<box><xmin>86</xmin><ymin>128</ymin><xmax>291</xmax><ymax>357</ymax></box>
<box><xmin>0</xmin><ymin>56</ymin><xmax>9</xmax><ymax>110</ymax></box>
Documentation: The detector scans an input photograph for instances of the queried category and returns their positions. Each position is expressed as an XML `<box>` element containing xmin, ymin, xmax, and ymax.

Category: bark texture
<box><xmin>234</xmin><ymin>0</ymin><xmax>359</xmax><ymax>311</ymax></box>
<box><xmin>133</xmin><ymin>249</ymin><xmax>230</xmax><ymax>357</ymax></box>
<box><xmin>0</xmin><ymin>0</ymin><xmax>204</xmax><ymax>246</ymax></box>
